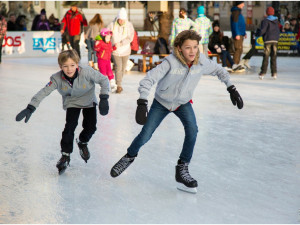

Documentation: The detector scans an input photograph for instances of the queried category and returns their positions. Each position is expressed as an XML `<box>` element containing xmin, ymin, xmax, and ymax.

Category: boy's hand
<box><xmin>16</xmin><ymin>104</ymin><xmax>36</xmax><ymax>123</ymax></box>
<box><xmin>227</xmin><ymin>85</ymin><xmax>243</xmax><ymax>109</ymax></box>
<box><xmin>99</xmin><ymin>94</ymin><xmax>109</xmax><ymax>116</ymax></box>
<box><xmin>136</xmin><ymin>99</ymin><xmax>148</xmax><ymax>125</ymax></box>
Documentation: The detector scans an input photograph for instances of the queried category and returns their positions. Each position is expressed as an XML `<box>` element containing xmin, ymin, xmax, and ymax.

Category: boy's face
<box><xmin>178</xmin><ymin>39</ymin><xmax>199</xmax><ymax>64</ymax></box>
<box><xmin>60</xmin><ymin>58</ymin><xmax>78</xmax><ymax>78</ymax></box>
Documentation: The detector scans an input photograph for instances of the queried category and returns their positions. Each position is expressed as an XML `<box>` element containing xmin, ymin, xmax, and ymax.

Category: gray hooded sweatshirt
<box><xmin>29</xmin><ymin>66</ymin><xmax>109</xmax><ymax>110</ymax></box>
<box><xmin>138</xmin><ymin>48</ymin><xmax>233</xmax><ymax>111</ymax></box>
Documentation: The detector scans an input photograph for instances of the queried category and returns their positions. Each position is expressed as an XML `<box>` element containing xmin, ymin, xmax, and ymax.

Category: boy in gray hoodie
<box><xmin>16</xmin><ymin>50</ymin><xmax>110</xmax><ymax>174</ymax></box>
<box><xmin>110</xmin><ymin>30</ymin><xmax>243</xmax><ymax>193</ymax></box>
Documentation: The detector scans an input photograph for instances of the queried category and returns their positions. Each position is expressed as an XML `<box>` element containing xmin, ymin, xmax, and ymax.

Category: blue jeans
<box><xmin>128</xmin><ymin>99</ymin><xmax>198</xmax><ymax>163</ymax></box>
<box><xmin>85</xmin><ymin>39</ymin><xmax>97</xmax><ymax>63</ymax></box>
<box><xmin>221</xmin><ymin>50</ymin><xmax>234</xmax><ymax>67</ymax></box>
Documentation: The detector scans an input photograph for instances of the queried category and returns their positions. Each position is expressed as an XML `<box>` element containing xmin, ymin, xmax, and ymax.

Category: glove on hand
<box><xmin>16</xmin><ymin>104</ymin><xmax>36</xmax><ymax>123</ymax></box>
<box><xmin>99</xmin><ymin>94</ymin><xmax>109</xmax><ymax>116</ymax></box>
<box><xmin>136</xmin><ymin>99</ymin><xmax>148</xmax><ymax>125</ymax></box>
<box><xmin>227</xmin><ymin>85</ymin><xmax>243</xmax><ymax>109</ymax></box>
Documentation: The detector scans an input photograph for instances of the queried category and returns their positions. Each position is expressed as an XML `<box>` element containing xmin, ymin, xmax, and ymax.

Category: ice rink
<box><xmin>0</xmin><ymin>55</ymin><xmax>300</xmax><ymax>223</ymax></box>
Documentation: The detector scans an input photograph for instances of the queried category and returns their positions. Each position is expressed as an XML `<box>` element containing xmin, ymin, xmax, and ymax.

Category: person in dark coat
<box><xmin>208</xmin><ymin>20</ymin><xmax>234</xmax><ymax>72</ymax></box>
<box><xmin>230</xmin><ymin>1</ymin><xmax>246</xmax><ymax>71</ymax></box>
<box><xmin>257</xmin><ymin>7</ymin><xmax>280</xmax><ymax>80</ymax></box>
<box><xmin>31</xmin><ymin>9</ymin><xmax>46</xmax><ymax>31</ymax></box>
<box><xmin>7</xmin><ymin>14</ymin><xmax>18</xmax><ymax>31</ymax></box>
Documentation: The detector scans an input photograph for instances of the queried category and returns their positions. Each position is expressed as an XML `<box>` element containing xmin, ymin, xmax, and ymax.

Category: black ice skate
<box><xmin>56</xmin><ymin>152</ymin><xmax>70</xmax><ymax>175</ymax></box>
<box><xmin>110</xmin><ymin>153</ymin><xmax>136</xmax><ymax>177</ymax></box>
<box><xmin>175</xmin><ymin>160</ymin><xmax>198</xmax><ymax>194</ymax></box>
<box><xmin>76</xmin><ymin>138</ymin><xmax>90</xmax><ymax>163</ymax></box>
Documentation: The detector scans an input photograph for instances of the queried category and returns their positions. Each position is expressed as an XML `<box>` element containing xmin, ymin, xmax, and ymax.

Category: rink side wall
<box><xmin>2</xmin><ymin>31</ymin><xmax>255</xmax><ymax>58</ymax></box>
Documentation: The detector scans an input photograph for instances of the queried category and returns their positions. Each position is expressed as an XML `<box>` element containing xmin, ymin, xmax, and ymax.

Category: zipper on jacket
<box><xmin>101</xmin><ymin>50</ymin><xmax>105</xmax><ymax>59</ymax></box>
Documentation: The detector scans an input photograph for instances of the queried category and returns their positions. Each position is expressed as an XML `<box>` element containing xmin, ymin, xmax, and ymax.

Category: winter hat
<box><xmin>197</xmin><ymin>6</ymin><xmax>205</xmax><ymax>15</ymax></box>
<box><xmin>40</xmin><ymin>9</ymin><xmax>46</xmax><ymax>15</ymax></box>
<box><xmin>266</xmin><ymin>7</ymin><xmax>275</xmax><ymax>16</ymax></box>
<box><xmin>117</xmin><ymin>7</ymin><xmax>128</xmax><ymax>20</ymax></box>
<box><xmin>235</xmin><ymin>1</ymin><xmax>244</xmax><ymax>6</ymax></box>
<box><xmin>212</xmin><ymin>20</ymin><xmax>220</xmax><ymax>28</ymax></box>
<box><xmin>100</xmin><ymin>28</ymin><xmax>113</xmax><ymax>36</ymax></box>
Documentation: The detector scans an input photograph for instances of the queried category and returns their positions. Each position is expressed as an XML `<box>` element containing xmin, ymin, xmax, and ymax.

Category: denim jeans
<box><xmin>128</xmin><ymin>99</ymin><xmax>198</xmax><ymax>163</ymax></box>
<box><xmin>61</xmin><ymin>106</ymin><xmax>97</xmax><ymax>153</ymax></box>
<box><xmin>86</xmin><ymin>38</ymin><xmax>97</xmax><ymax>63</ymax></box>
<box><xmin>260</xmin><ymin>42</ymin><xmax>278</xmax><ymax>74</ymax></box>
<box><xmin>221</xmin><ymin>50</ymin><xmax>234</xmax><ymax>67</ymax></box>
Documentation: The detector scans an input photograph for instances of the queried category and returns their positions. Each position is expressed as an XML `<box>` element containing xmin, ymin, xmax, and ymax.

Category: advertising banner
<box><xmin>2</xmin><ymin>32</ymin><xmax>86</xmax><ymax>58</ymax></box>
<box><xmin>255</xmin><ymin>32</ymin><xmax>299</xmax><ymax>56</ymax></box>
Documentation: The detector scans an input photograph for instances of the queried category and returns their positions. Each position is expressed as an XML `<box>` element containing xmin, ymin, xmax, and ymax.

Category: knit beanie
<box><xmin>266</xmin><ymin>7</ymin><xmax>275</xmax><ymax>16</ymax></box>
<box><xmin>235</xmin><ymin>1</ymin><xmax>244</xmax><ymax>6</ymax></box>
<box><xmin>197</xmin><ymin>6</ymin><xmax>205</xmax><ymax>15</ymax></box>
<box><xmin>117</xmin><ymin>7</ymin><xmax>128</xmax><ymax>20</ymax></box>
<box><xmin>212</xmin><ymin>20</ymin><xmax>220</xmax><ymax>28</ymax></box>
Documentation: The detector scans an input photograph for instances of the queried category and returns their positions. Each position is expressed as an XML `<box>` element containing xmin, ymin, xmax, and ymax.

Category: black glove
<box><xmin>227</xmin><ymin>85</ymin><xmax>243</xmax><ymax>109</ymax></box>
<box><xmin>136</xmin><ymin>99</ymin><xmax>148</xmax><ymax>125</ymax></box>
<box><xmin>99</xmin><ymin>94</ymin><xmax>109</xmax><ymax>115</ymax></box>
<box><xmin>16</xmin><ymin>104</ymin><xmax>36</xmax><ymax>123</ymax></box>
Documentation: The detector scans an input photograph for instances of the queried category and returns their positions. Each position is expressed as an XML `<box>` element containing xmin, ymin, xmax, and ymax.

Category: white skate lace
<box><xmin>179</xmin><ymin>164</ymin><xmax>195</xmax><ymax>183</ymax></box>
<box><xmin>113</xmin><ymin>157</ymin><xmax>132</xmax><ymax>175</ymax></box>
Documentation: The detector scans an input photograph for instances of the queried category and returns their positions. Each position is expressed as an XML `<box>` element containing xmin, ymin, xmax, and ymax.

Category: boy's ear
<box><xmin>177</xmin><ymin>46</ymin><xmax>182</xmax><ymax>52</ymax></box>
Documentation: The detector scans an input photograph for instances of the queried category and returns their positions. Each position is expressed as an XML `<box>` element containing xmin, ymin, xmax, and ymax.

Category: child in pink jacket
<box><xmin>94</xmin><ymin>28</ymin><xmax>117</xmax><ymax>91</ymax></box>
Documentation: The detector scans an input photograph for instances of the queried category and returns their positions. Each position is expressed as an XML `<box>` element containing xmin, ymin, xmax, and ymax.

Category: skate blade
<box><xmin>58</xmin><ymin>167</ymin><xmax>67</xmax><ymax>175</ymax></box>
<box><xmin>177</xmin><ymin>183</ymin><xmax>197</xmax><ymax>194</ymax></box>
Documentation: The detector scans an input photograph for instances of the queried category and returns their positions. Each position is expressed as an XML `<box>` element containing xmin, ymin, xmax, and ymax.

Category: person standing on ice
<box><xmin>257</xmin><ymin>7</ymin><xmax>280</xmax><ymax>80</ymax></box>
<box><xmin>110</xmin><ymin>30</ymin><xmax>244</xmax><ymax>193</ymax></box>
<box><xmin>15</xmin><ymin>49</ymin><xmax>110</xmax><ymax>175</ymax></box>
<box><xmin>107</xmin><ymin>7</ymin><xmax>134</xmax><ymax>94</ymax></box>
<box><xmin>61</xmin><ymin>3</ymin><xmax>88</xmax><ymax>58</ymax></box>
<box><xmin>169</xmin><ymin>8</ymin><xmax>196</xmax><ymax>48</ymax></box>
<box><xmin>94</xmin><ymin>28</ymin><xmax>117</xmax><ymax>92</ymax></box>
<box><xmin>193</xmin><ymin>5</ymin><xmax>212</xmax><ymax>58</ymax></box>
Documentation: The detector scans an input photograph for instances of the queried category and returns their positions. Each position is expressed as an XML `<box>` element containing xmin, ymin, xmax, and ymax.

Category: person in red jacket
<box><xmin>94</xmin><ymin>28</ymin><xmax>117</xmax><ymax>91</ymax></box>
<box><xmin>61</xmin><ymin>4</ymin><xmax>87</xmax><ymax>58</ymax></box>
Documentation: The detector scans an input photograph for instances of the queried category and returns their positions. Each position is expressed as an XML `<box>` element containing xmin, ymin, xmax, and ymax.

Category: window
<box><xmin>113</xmin><ymin>1</ymin><xmax>126</xmax><ymax>8</ymax></box>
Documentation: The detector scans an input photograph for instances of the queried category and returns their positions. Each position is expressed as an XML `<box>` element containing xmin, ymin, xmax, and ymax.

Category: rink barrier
<box><xmin>2</xmin><ymin>31</ymin><xmax>86</xmax><ymax>58</ymax></box>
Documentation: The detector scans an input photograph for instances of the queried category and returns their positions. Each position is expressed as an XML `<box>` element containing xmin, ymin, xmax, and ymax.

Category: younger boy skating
<box><xmin>16</xmin><ymin>50</ymin><xmax>110</xmax><ymax>174</ymax></box>
<box><xmin>110</xmin><ymin>30</ymin><xmax>243</xmax><ymax>193</ymax></box>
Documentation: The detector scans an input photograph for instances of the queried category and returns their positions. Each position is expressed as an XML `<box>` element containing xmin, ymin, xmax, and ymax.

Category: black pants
<box><xmin>242</xmin><ymin>45</ymin><xmax>257</xmax><ymax>60</ymax></box>
<box><xmin>61</xmin><ymin>106</ymin><xmax>97</xmax><ymax>154</ymax></box>
<box><xmin>0</xmin><ymin>37</ymin><xmax>3</xmax><ymax>63</ymax></box>
<box><xmin>260</xmin><ymin>42</ymin><xmax>278</xmax><ymax>74</ymax></box>
<box><xmin>69</xmin><ymin>34</ymin><xmax>81</xmax><ymax>58</ymax></box>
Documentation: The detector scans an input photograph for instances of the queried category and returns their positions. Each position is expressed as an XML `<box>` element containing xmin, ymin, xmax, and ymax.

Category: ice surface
<box><xmin>0</xmin><ymin>55</ymin><xmax>300</xmax><ymax>223</ymax></box>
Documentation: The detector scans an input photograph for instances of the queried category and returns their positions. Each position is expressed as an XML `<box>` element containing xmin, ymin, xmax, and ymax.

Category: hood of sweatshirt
<box><xmin>173</xmin><ymin>46</ymin><xmax>200</xmax><ymax>67</ymax></box>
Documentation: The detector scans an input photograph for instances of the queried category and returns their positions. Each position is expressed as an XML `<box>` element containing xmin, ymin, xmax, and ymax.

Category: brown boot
<box><xmin>116</xmin><ymin>86</ymin><xmax>123</xmax><ymax>94</ymax></box>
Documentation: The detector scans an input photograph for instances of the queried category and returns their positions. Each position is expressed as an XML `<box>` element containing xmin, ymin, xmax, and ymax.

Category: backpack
<box><xmin>154</xmin><ymin>37</ymin><xmax>169</xmax><ymax>54</ymax></box>
<box><xmin>141</xmin><ymin>40</ymin><xmax>155</xmax><ymax>54</ymax></box>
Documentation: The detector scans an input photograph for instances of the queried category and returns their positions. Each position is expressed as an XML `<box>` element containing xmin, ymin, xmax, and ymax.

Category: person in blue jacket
<box><xmin>110</xmin><ymin>30</ymin><xmax>244</xmax><ymax>193</ymax></box>
<box><xmin>257</xmin><ymin>7</ymin><xmax>280</xmax><ymax>80</ymax></box>
<box><xmin>230</xmin><ymin>1</ymin><xmax>246</xmax><ymax>72</ymax></box>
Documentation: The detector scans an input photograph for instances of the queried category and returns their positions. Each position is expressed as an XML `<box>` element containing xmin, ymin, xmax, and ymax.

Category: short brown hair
<box><xmin>173</xmin><ymin>30</ymin><xmax>201</xmax><ymax>48</ymax></box>
<box><xmin>58</xmin><ymin>49</ymin><xmax>80</xmax><ymax>66</ymax></box>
